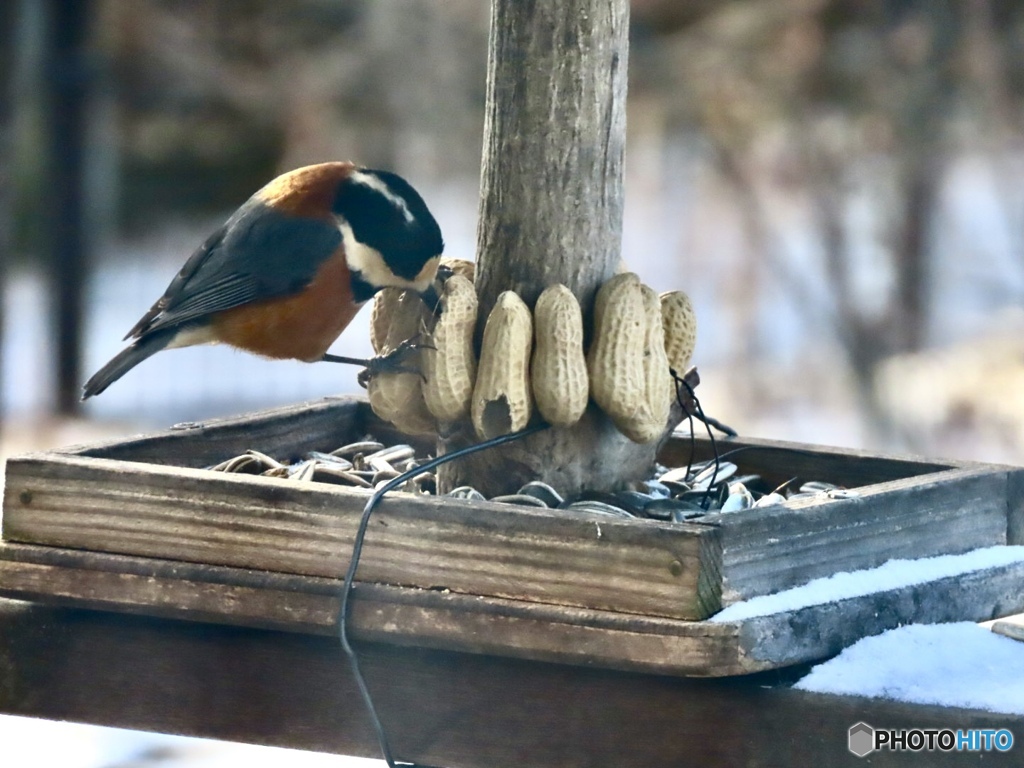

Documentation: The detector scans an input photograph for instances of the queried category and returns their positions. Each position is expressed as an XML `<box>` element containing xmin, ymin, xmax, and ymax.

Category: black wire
<box><xmin>683</xmin><ymin>396</ymin><xmax>697</xmax><ymax>481</ymax></box>
<box><xmin>337</xmin><ymin>422</ymin><xmax>549</xmax><ymax>768</ymax></box>
<box><xmin>672</xmin><ymin>370</ymin><xmax>720</xmax><ymax>510</ymax></box>
<box><xmin>693</xmin><ymin>410</ymin><xmax>738</xmax><ymax>437</ymax></box>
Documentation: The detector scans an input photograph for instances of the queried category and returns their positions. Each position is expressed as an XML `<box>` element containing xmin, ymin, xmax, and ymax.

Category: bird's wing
<box><xmin>127</xmin><ymin>201</ymin><xmax>342</xmax><ymax>339</ymax></box>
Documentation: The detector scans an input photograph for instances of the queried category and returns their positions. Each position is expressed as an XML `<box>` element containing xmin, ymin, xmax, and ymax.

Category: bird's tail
<box><xmin>81</xmin><ymin>330</ymin><xmax>176</xmax><ymax>399</ymax></box>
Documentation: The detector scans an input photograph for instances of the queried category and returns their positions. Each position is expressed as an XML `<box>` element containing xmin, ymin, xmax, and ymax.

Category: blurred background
<box><xmin>5</xmin><ymin>0</ymin><xmax>1024</xmax><ymax>460</ymax></box>
<box><xmin>3</xmin><ymin>0</ymin><xmax>1024</xmax><ymax>763</ymax></box>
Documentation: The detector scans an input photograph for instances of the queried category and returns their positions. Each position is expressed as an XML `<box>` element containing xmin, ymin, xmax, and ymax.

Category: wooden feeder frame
<box><xmin>2</xmin><ymin>396</ymin><xmax>1021</xmax><ymax>679</ymax></box>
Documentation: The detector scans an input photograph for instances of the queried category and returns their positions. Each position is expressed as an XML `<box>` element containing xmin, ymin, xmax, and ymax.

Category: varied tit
<box><xmin>82</xmin><ymin>162</ymin><xmax>444</xmax><ymax>399</ymax></box>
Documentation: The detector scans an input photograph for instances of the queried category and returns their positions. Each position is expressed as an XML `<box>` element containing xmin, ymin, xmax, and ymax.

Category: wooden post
<box><xmin>438</xmin><ymin>0</ymin><xmax>678</xmax><ymax>497</ymax></box>
<box><xmin>472</xmin><ymin>0</ymin><xmax>628</xmax><ymax>320</ymax></box>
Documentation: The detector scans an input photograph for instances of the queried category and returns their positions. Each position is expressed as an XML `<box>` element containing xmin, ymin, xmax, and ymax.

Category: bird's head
<box><xmin>332</xmin><ymin>168</ymin><xmax>444</xmax><ymax>303</ymax></box>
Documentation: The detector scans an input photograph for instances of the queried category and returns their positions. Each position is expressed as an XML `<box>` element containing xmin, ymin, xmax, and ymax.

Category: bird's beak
<box><xmin>421</xmin><ymin>282</ymin><xmax>442</xmax><ymax>314</ymax></box>
<box><xmin>421</xmin><ymin>263</ymin><xmax>454</xmax><ymax>313</ymax></box>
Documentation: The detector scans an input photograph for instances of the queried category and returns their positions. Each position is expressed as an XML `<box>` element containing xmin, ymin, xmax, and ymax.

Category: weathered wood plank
<box><xmin>56</xmin><ymin>396</ymin><xmax>967</xmax><ymax>494</ymax></box>
<box><xmin>708</xmin><ymin>467</ymin><xmax>1008</xmax><ymax>602</ymax></box>
<box><xmin>0</xmin><ymin>543</ymin><xmax>742</xmax><ymax>677</ymax></box>
<box><xmin>65</xmin><ymin>396</ymin><xmax>369</xmax><ymax>468</ymax></box>
<box><xmin>1006</xmin><ymin>466</ymin><xmax>1024</xmax><ymax>546</ymax></box>
<box><xmin>2</xmin><ymin>542</ymin><xmax>1022</xmax><ymax>679</ymax></box>
<box><xmin>2</xmin><ymin>454</ymin><xmax>722</xmax><ymax>620</ymax></box>
<box><xmin>736</xmin><ymin>557</ymin><xmax>1024</xmax><ymax>669</ymax></box>
<box><xmin>660</xmin><ymin>432</ymin><xmax>955</xmax><ymax>490</ymax></box>
<box><xmin>0</xmin><ymin>599</ymin><xmax>1015</xmax><ymax>767</ymax></box>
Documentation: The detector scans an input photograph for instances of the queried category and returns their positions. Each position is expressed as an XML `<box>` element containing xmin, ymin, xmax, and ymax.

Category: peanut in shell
<box><xmin>366</xmin><ymin>288</ymin><xmax>435</xmax><ymax>435</ymax></box>
<box><xmin>422</xmin><ymin>274</ymin><xmax>478</xmax><ymax>423</ymax></box>
<box><xmin>660</xmin><ymin>290</ymin><xmax>697</xmax><ymax>376</ymax></box>
<box><xmin>471</xmin><ymin>291</ymin><xmax>533</xmax><ymax>440</ymax></box>
<box><xmin>587</xmin><ymin>272</ymin><xmax>671</xmax><ymax>443</ymax></box>
<box><xmin>531</xmin><ymin>284</ymin><xmax>588</xmax><ymax>427</ymax></box>
<box><xmin>624</xmin><ymin>283</ymin><xmax>673</xmax><ymax>443</ymax></box>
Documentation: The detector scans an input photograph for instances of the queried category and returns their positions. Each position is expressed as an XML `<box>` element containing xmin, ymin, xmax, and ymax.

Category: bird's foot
<box><xmin>356</xmin><ymin>335</ymin><xmax>433</xmax><ymax>388</ymax></box>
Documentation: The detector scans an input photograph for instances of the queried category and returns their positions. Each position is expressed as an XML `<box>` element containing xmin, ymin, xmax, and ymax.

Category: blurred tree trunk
<box><xmin>438</xmin><ymin>0</ymin><xmax>674</xmax><ymax>497</ymax></box>
<box><xmin>0</xmin><ymin>1</ymin><xmax>14</xmax><ymax>432</ymax></box>
<box><xmin>892</xmin><ymin>157</ymin><xmax>937</xmax><ymax>353</ymax></box>
<box><xmin>43</xmin><ymin>0</ymin><xmax>93</xmax><ymax>415</ymax></box>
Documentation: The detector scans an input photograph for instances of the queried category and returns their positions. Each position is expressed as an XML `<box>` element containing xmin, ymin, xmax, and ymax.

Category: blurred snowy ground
<box><xmin>0</xmin><ymin>717</ymin><xmax>383</xmax><ymax>768</ymax></box>
<box><xmin>9</xmin><ymin>155</ymin><xmax>1024</xmax><ymax>457</ymax></box>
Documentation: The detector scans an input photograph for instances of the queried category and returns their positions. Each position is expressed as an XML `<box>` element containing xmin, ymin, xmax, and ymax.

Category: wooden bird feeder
<box><xmin>2</xmin><ymin>395</ymin><xmax>1022</xmax><ymax>678</ymax></box>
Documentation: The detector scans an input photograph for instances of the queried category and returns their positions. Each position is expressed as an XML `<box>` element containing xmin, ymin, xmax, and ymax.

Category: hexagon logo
<box><xmin>848</xmin><ymin>722</ymin><xmax>875</xmax><ymax>757</ymax></box>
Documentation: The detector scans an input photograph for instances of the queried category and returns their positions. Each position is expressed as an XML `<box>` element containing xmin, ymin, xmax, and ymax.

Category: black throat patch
<box><xmin>350</xmin><ymin>272</ymin><xmax>376</xmax><ymax>304</ymax></box>
<box><xmin>333</xmin><ymin>170</ymin><xmax>444</xmax><ymax>282</ymax></box>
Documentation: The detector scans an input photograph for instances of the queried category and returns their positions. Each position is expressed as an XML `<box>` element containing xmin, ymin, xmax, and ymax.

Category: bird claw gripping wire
<box><xmin>356</xmin><ymin>335</ymin><xmax>434</xmax><ymax>388</ymax></box>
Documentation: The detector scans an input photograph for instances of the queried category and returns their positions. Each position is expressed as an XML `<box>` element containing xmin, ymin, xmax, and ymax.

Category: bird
<box><xmin>82</xmin><ymin>161</ymin><xmax>444</xmax><ymax>399</ymax></box>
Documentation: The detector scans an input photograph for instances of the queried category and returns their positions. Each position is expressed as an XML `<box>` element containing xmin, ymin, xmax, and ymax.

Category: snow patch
<box><xmin>712</xmin><ymin>546</ymin><xmax>1024</xmax><ymax>623</ymax></box>
<box><xmin>795</xmin><ymin>622</ymin><xmax>1024</xmax><ymax>715</ymax></box>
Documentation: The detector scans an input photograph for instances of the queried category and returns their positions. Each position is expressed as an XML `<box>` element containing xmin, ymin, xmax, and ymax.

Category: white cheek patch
<box><xmin>338</xmin><ymin>219</ymin><xmax>438</xmax><ymax>293</ymax></box>
<box><xmin>349</xmin><ymin>170</ymin><xmax>415</xmax><ymax>223</ymax></box>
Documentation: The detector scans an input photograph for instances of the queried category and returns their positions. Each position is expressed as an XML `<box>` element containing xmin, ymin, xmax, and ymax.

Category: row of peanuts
<box><xmin>366</xmin><ymin>259</ymin><xmax>697</xmax><ymax>444</ymax></box>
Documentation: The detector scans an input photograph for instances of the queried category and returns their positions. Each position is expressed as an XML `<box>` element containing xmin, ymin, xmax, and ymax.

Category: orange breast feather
<box><xmin>211</xmin><ymin>255</ymin><xmax>361</xmax><ymax>362</ymax></box>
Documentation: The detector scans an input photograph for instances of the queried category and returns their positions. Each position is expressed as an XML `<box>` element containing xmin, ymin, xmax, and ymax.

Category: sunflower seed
<box><xmin>644</xmin><ymin>497</ymin><xmax>705</xmax><ymax>521</ymax></box>
<box><xmin>754</xmin><ymin>492</ymin><xmax>786</xmax><ymax>508</ymax></box>
<box><xmin>669</xmin><ymin>502</ymin><xmax>709</xmax><ymax>522</ymax></box>
<box><xmin>800</xmin><ymin>480</ymin><xmax>837</xmax><ymax>493</ymax></box>
<box><xmin>517</xmin><ymin>481</ymin><xmax>564</xmax><ymax>507</ymax></box>
<box><xmin>491</xmin><ymin>494</ymin><xmax>550</xmax><ymax>508</ymax></box>
<box><xmin>367</xmin><ymin>457</ymin><xmax>396</xmax><ymax>474</ymax></box>
<box><xmin>691</xmin><ymin>461</ymin><xmax>737</xmax><ymax>489</ymax></box>
<box><xmin>372</xmin><ymin>468</ymin><xmax>401</xmax><ymax>485</ymax></box>
<box><xmin>660</xmin><ymin>479</ymin><xmax>691</xmax><ymax>496</ymax></box>
<box><xmin>331</xmin><ymin>441</ymin><xmax>384</xmax><ymax>458</ymax></box>
<box><xmin>244</xmin><ymin>449</ymin><xmax>283</xmax><ymax>470</ymax></box>
<box><xmin>565</xmin><ymin>500</ymin><xmax>635</xmax><ymax>518</ymax></box>
<box><xmin>311</xmin><ymin>465</ymin><xmax>373</xmax><ymax>488</ymax></box>
<box><xmin>447</xmin><ymin>486</ymin><xmax>486</xmax><ymax>501</ymax></box>
<box><xmin>303</xmin><ymin>451</ymin><xmax>354</xmax><ymax>469</ymax></box>
<box><xmin>642</xmin><ymin>480</ymin><xmax>672</xmax><ymax>498</ymax></box>
<box><xmin>720</xmin><ymin>482</ymin><xmax>753</xmax><ymax>513</ymax></box>
<box><xmin>368</xmin><ymin>444</ymin><xmax>416</xmax><ymax>464</ymax></box>
<box><xmin>613</xmin><ymin>491</ymin><xmax>656</xmax><ymax>515</ymax></box>
<box><xmin>658</xmin><ymin>466</ymin><xmax>694</xmax><ymax>484</ymax></box>
<box><xmin>210</xmin><ymin>454</ymin><xmax>259</xmax><ymax>473</ymax></box>
<box><xmin>679</xmin><ymin>484</ymin><xmax>728</xmax><ymax>510</ymax></box>
<box><xmin>289</xmin><ymin>461</ymin><xmax>317</xmax><ymax>483</ymax></box>
<box><xmin>826</xmin><ymin>488</ymin><xmax>860</xmax><ymax>499</ymax></box>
